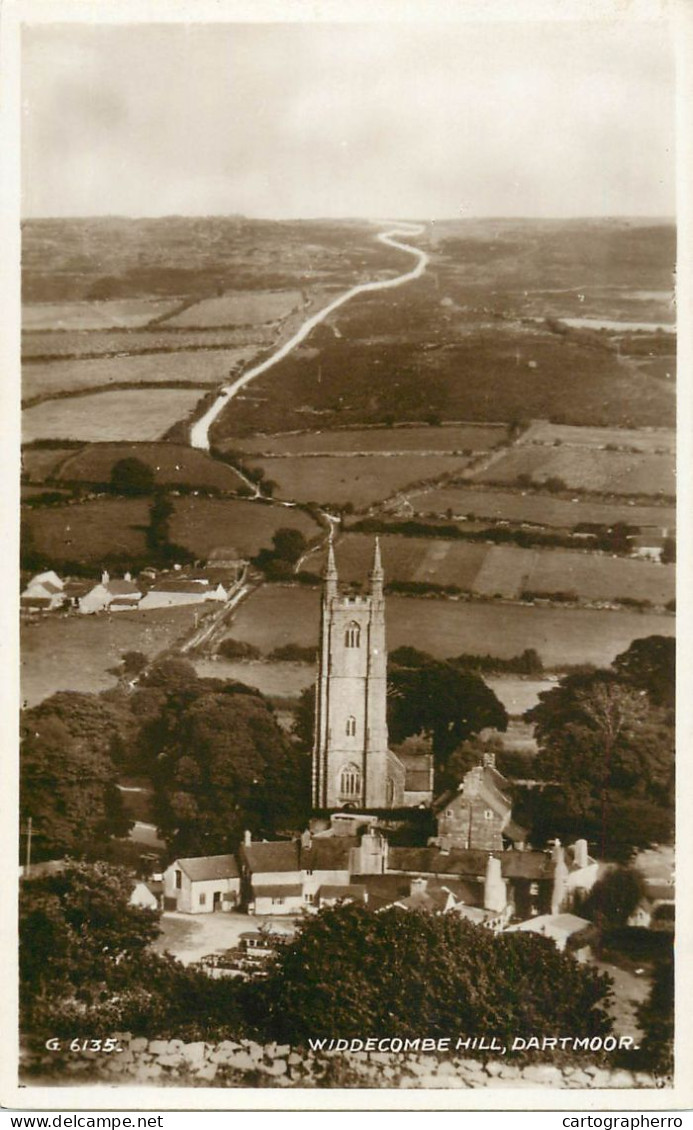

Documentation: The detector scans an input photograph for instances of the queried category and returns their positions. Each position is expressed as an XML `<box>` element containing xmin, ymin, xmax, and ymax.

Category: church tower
<box><xmin>312</xmin><ymin>537</ymin><xmax>394</xmax><ymax>809</ymax></box>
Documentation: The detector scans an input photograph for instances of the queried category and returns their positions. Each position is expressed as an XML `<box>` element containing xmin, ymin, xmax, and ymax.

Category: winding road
<box><xmin>189</xmin><ymin>222</ymin><xmax>429</xmax><ymax>450</ymax></box>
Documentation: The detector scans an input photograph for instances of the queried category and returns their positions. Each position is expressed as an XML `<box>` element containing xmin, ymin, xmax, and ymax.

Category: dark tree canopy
<box><xmin>143</xmin><ymin>674</ymin><xmax>310</xmax><ymax>854</ymax></box>
<box><xmin>611</xmin><ymin>635</ymin><xmax>675</xmax><ymax>710</ymax></box>
<box><xmin>110</xmin><ymin>457</ymin><xmax>155</xmax><ymax>496</ymax></box>
<box><xmin>388</xmin><ymin>655</ymin><xmax>508</xmax><ymax>763</ymax></box>
<box><xmin>249</xmin><ymin>903</ymin><xmax>613</xmax><ymax>1050</ymax></box>
<box><xmin>20</xmin><ymin>693</ymin><xmax>132</xmax><ymax>859</ymax></box>
<box><xmin>522</xmin><ymin>655</ymin><xmax>674</xmax><ymax>858</ymax></box>
<box><xmin>581</xmin><ymin>867</ymin><xmax>647</xmax><ymax>927</ymax></box>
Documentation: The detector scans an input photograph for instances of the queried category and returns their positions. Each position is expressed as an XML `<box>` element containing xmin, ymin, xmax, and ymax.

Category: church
<box><xmin>311</xmin><ymin>537</ymin><xmax>433</xmax><ymax>810</ymax></box>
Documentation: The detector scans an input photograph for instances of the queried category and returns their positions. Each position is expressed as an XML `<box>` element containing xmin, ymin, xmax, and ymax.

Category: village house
<box><xmin>163</xmin><ymin>855</ymin><xmax>241</xmax><ymax>913</ymax></box>
<box><xmin>20</xmin><ymin>570</ymin><xmax>65</xmax><ymax>612</ymax></box>
<box><xmin>79</xmin><ymin>571</ymin><xmax>142</xmax><ymax>614</ymax></box>
<box><xmin>432</xmin><ymin>753</ymin><xmax>526</xmax><ymax>852</ymax></box>
<box><xmin>627</xmin><ymin>880</ymin><xmax>676</xmax><ymax>931</ymax></box>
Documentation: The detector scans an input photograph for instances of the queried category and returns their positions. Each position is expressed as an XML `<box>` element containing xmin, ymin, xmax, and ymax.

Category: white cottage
<box><xmin>163</xmin><ymin>855</ymin><xmax>240</xmax><ymax>913</ymax></box>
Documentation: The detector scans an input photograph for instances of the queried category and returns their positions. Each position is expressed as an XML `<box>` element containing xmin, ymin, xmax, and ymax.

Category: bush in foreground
<box><xmin>244</xmin><ymin>903</ymin><xmax>613</xmax><ymax>1052</ymax></box>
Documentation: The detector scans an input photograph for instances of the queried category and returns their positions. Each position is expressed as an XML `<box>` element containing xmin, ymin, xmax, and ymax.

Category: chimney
<box><xmin>124</xmin><ymin>571</ymin><xmax>132</xmax><ymax>582</ymax></box>
<box><xmin>243</xmin><ymin>830</ymin><xmax>252</xmax><ymax>846</ymax></box>
<box><xmin>551</xmin><ymin>844</ymin><xmax>568</xmax><ymax>915</ymax></box>
<box><xmin>410</xmin><ymin>876</ymin><xmax>427</xmax><ymax>897</ymax></box>
<box><xmin>572</xmin><ymin>839</ymin><xmax>589</xmax><ymax>869</ymax></box>
<box><xmin>101</xmin><ymin>570</ymin><xmax>110</xmax><ymax>585</ymax></box>
<box><xmin>482</xmin><ymin>750</ymin><xmax>496</xmax><ymax>770</ymax></box>
<box><xmin>484</xmin><ymin>855</ymin><xmax>506</xmax><ymax>913</ymax></box>
<box><xmin>300</xmin><ymin>829</ymin><xmax>312</xmax><ymax>850</ymax></box>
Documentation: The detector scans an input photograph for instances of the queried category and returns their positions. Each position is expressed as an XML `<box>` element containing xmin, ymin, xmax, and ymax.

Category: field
<box><xmin>232</xmin><ymin>423</ymin><xmax>506</xmax><ymax>456</ymax></box>
<box><xmin>408</xmin><ymin>484</ymin><xmax>676</xmax><ymax>531</ymax></box>
<box><xmin>303</xmin><ymin>533</ymin><xmax>675</xmax><ymax>605</ymax></box>
<box><xmin>517</xmin><ymin>421</ymin><xmax>675</xmax><ymax>453</ymax></box>
<box><xmin>227</xmin><ymin>584</ymin><xmax>675</xmax><ymax>669</ymax></box>
<box><xmin>22</xmin><ymin>388</ymin><xmax>207</xmax><ymax>444</ymax></box>
<box><xmin>23</xmin><ymin>348</ymin><xmax>250</xmax><ymax>402</ymax></box>
<box><xmin>22</xmin><ymin>327</ymin><xmax>273</xmax><ymax>360</ymax></box>
<box><xmin>21</xmin><ymin>605</ymin><xmax>200</xmax><ymax>707</ymax></box>
<box><xmin>245</xmin><ymin>454</ymin><xmax>476</xmax><ymax>508</ymax></box>
<box><xmin>164</xmin><ymin>290</ymin><xmax>303</xmax><ymax>328</ymax></box>
<box><xmin>52</xmin><ymin>443</ymin><xmax>246</xmax><ymax>491</ymax></box>
<box><xmin>22</xmin><ymin>298</ymin><xmax>180</xmax><ymax>331</ymax></box>
<box><xmin>21</xmin><ymin>446</ymin><xmax>78</xmax><ymax>483</ymax></box>
<box><xmin>23</xmin><ymin>494</ymin><xmax>321</xmax><ymax>565</ymax></box>
<box><xmin>475</xmin><ymin>446</ymin><xmax>675</xmax><ymax>497</ymax></box>
<box><xmin>24</xmin><ymin>497</ymin><xmax>150</xmax><ymax>562</ymax></box>
<box><xmin>168</xmin><ymin>497</ymin><xmax>321</xmax><ymax>558</ymax></box>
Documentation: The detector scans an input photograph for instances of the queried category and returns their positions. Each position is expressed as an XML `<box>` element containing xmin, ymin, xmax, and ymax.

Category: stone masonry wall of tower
<box><xmin>312</xmin><ymin>539</ymin><xmax>391</xmax><ymax>809</ymax></box>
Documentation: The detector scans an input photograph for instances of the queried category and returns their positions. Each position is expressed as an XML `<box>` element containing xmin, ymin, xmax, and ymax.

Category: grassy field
<box><xmin>408</xmin><ymin>484</ymin><xmax>676</xmax><ymax>531</ymax></box>
<box><xmin>24</xmin><ymin>494</ymin><xmax>321</xmax><ymax>565</ymax></box>
<box><xmin>21</xmin><ymin>605</ymin><xmax>199</xmax><ymax>707</ymax></box>
<box><xmin>22</xmin><ymin>327</ymin><xmax>271</xmax><ymax>360</ymax></box>
<box><xmin>192</xmin><ymin>657</ymin><xmax>315</xmax><ymax>698</ymax></box>
<box><xmin>164</xmin><ymin>289</ymin><xmax>303</xmax><ymax>328</ymax></box>
<box><xmin>53</xmin><ymin>443</ymin><xmax>246</xmax><ymax>491</ymax></box>
<box><xmin>168</xmin><ymin>496</ymin><xmax>321</xmax><ymax>558</ymax></box>
<box><xmin>304</xmin><ymin>534</ymin><xmax>674</xmax><ymax>605</ymax></box>
<box><xmin>232</xmin><ymin>423</ymin><xmax>506</xmax><ymax>456</ymax></box>
<box><xmin>23</xmin><ymin>348</ymin><xmax>250</xmax><ymax>402</ymax></box>
<box><xmin>246</xmin><ymin>454</ymin><xmax>475</xmax><ymax>508</ymax></box>
<box><xmin>24</xmin><ymin>497</ymin><xmax>150</xmax><ymax>562</ymax></box>
<box><xmin>22</xmin><ymin>298</ymin><xmax>180</xmax><ymax>331</ymax></box>
<box><xmin>227</xmin><ymin>584</ymin><xmax>675</xmax><ymax>669</ymax></box>
<box><xmin>518</xmin><ymin>422</ymin><xmax>676</xmax><ymax>453</ymax></box>
<box><xmin>22</xmin><ymin>388</ymin><xmax>206</xmax><ymax>444</ymax></box>
<box><xmin>21</xmin><ymin>446</ymin><xmax>78</xmax><ymax>483</ymax></box>
<box><xmin>475</xmin><ymin>446</ymin><xmax>675</xmax><ymax>497</ymax></box>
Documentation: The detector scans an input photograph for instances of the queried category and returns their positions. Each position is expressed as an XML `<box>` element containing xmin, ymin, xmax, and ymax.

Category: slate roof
<box><xmin>300</xmin><ymin>837</ymin><xmax>358</xmax><ymax>871</ymax></box>
<box><xmin>105</xmin><ymin>579</ymin><xmax>141</xmax><ymax>596</ymax></box>
<box><xmin>253</xmin><ymin>884</ymin><xmax>303</xmax><ymax>898</ymax></box>
<box><xmin>318</xmin><ymin>884</ymin><xmax>367</xmax><ymax>902</ymax></box>
<box><xmin>176</xmin><ymin>855</ymin><xmax>239</xmax><ymax>882</ymax></box>
<box><xmin>240</xmin><ymin>841</ymin><xmax>300</xmax><ymax>873</ymax></box>
<box><xmin>388</xmin><ymin>846</ymin><xmax>554</xmax><ymax>881</ymax></box>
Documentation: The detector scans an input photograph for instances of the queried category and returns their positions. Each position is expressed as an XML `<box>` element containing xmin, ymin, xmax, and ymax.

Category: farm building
<box><xmin>79</xmin><ymin>571</ymin><xmax>142</xmax><ymax>614</ymax></box>
<box><xmin>163</xmin><ymin>855</ymin><xmax>241</xmax><ymax>914</ymax></box>
<box><xmin>507</xmin><ymin>913</ymin><xmax>595</xmax><ymax>960</ymax></box>
<box><xmin>138</xmin><ymin>577</ymin><xmax>228</xmax><ymax>610</ymax></box>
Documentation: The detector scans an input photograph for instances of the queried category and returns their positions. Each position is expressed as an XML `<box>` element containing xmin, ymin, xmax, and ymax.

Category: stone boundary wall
<box><xmin>21</xmin><ymin>1035</ymin><xmax>667</xmax><ymax>1089</ymax></box>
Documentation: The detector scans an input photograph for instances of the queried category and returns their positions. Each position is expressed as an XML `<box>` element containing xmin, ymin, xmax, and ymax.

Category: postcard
<box><xmin>2</xmin><ymin>0</ymin><xmax>690</xmax><ymax>1115</ymax></box>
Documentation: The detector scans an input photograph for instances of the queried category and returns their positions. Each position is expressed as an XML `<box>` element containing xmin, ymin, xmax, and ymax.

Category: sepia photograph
<box><xmin>4</xmin><ymin>0</ymin><xmax>689</xmax><ymax>1112</ymax></box>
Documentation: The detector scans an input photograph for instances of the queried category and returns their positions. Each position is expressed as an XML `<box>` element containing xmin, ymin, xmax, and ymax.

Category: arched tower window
<box><xmin>345</xmin><ymin>715</ymin><xmax>357</xmax><ymax>737</ymax></box>
<box><xmin>339</xmin><ymin>763</ymin><xmax>362</xmax><ymax>799</ymax></box>
<box><xmin>344</xmin><ymin>621</ymin><xmax>361</xmax><ymax>648</ymax></box>
<box><xmin>386</xmin><ymin>777</ymin><xmax>395</xmax><ymax>805</ymax></box>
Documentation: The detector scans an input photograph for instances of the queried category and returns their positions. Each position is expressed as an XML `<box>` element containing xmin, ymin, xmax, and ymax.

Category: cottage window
<box><xmin>304</xmin><ymin>892</ymin><xmax>315</xmax><ymax>903</ymax></box>
<box><xmin>199</xmin><ymin>893</ymin><xmax>206</xmax><ymax>906</ymax></box>
<box><xmin>273</xmin><ymin>897</ymin><xmax>285</xmax><ymax>906</ymax></box>
<box><xmin>346</xmin><ymin>715</ymin><xmax>357</xmax><ymax>737</ymax></box>
<box><xmin>339</xmin><ymin>763</ymin><xmax>362</xmax><ymax>799</ymax></box>
<box><xmin>344</xmin><ymin>621</ymin><xmax>361</xmax><ymax>648</ymax></box>
<box><xmin>529</xmin><ymin>882</ymin><xmax>539</xmax><ymax>895</ymax></box>
<box><xmin>175</xmin><ymin>870</ymin><xmax>182</xmax><ymax>890</ymax></box>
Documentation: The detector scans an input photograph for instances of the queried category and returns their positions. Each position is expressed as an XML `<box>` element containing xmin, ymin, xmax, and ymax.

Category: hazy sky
<box><xmin>21</xmin><ymin>20</ymin><xmax>676</xmax><ymax>219</ymax></box>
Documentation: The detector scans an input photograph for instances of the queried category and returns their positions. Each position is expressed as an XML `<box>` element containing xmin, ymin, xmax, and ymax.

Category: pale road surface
<box><xmin>189</xmin><ymin>222</ymin><xmax>430</xmax><ymax>450</ymax></box>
